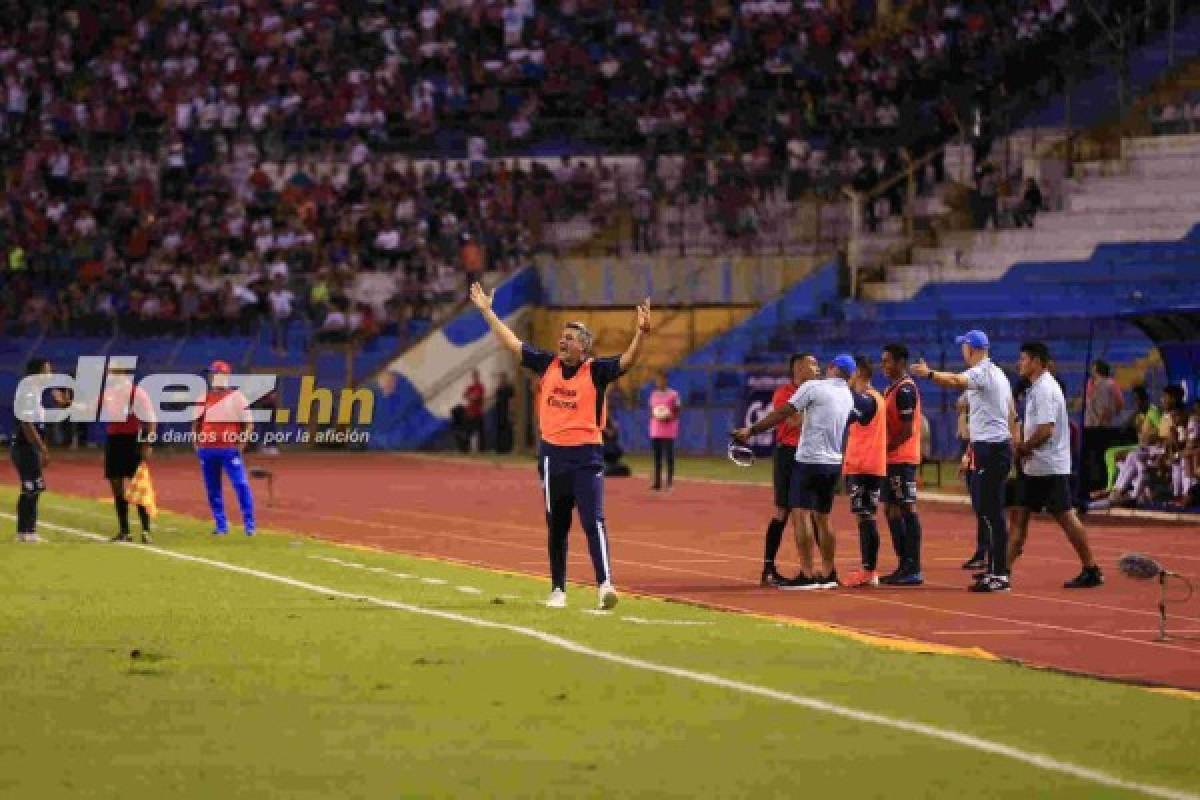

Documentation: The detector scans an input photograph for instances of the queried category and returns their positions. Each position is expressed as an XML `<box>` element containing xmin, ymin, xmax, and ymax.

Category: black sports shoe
<box><xmin>110</xmin><ymin>532</ymin><xmax>132</xmax><ymax>542</ymax></box>
<box><xmin>760</xmin><ymin>566</ymin><xmax>788</xmax><ymax>587</ymax></box>
<box><xmin>962</xmin><ymin>555</ymin><xmax>987</xmax><ymax>570</ymax></box>
<box><xmin>968</xmin><ymin>575</ymin><xmax>1011</xmax><ymax>593</ymax></box>
<box><xmin>779</xmin><ymin>573</ymin><xmax>817</xmax><ymax>590</ymax></box>
<box><xmin>1064</xmin><ymin>567</ymin><xmax>1104</xmax><ymax>589</ymax></box>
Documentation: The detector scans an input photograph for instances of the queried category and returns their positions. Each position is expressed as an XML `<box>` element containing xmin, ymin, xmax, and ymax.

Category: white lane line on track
<box><xmin>8</xmin><ymin>512</ymin><xmax>1198</xmax><ymax>800</ymax></box>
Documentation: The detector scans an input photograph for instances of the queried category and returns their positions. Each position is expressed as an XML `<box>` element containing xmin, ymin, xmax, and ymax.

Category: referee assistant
<box><xmin>470</xmin><ymin>282</ymin><xmax>650</xmax><ymax>610</ymax></box>
<box><xmin>100</xmin><ymin>362</ymin><xmax>157</xmax><ymax>543</ymax></box>
<box><xmin>913</xmin><ymin>330</ymin><xmax>1015</xmax><ymax>592</ymax></box>
<box><xmin>760</xmin><ymin>352</ymin><xmax>818</xmax><ymax>586</ymax></box>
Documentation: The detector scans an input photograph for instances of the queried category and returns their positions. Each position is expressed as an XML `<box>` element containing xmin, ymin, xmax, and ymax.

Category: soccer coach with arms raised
<box><xmin>912</xmin><ymin>330</ymin><xmax>1015</xmax><ymax>593</ymax></box>
<box><xmin>469</xmin><ymin>282</ymin><xmax>651</xmax><ymax>611</ymax></box>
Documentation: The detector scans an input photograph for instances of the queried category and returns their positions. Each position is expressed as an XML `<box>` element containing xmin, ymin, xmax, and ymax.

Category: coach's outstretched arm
<box><xmin>470</xmin><ymin>282</ymin><xmax>523</xmax><ymax>356</ymax></box>
<box><xmin>619</xmin><ymin>298</ymin><xmax>652</xmax><ymax>372</ymax></box>
<box><xmin>910</xmin><ymin>359</ymin><xmax>969</xmax><ymax>389</ymax></box>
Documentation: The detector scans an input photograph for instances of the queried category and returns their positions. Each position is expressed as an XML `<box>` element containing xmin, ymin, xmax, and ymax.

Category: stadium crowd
<box><xmin>0</xmin><ymin>0</ymin><xmax>1166</xmax><ymax>343</ymax></box>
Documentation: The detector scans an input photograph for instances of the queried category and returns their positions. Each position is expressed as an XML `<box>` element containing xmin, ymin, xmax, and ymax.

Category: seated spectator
<box><xmin>1012</xmin><ymin>178</ymin><xmax>1045</xmax><ymax>227</ymax></box>
<box><xmin>1105</xmin><ymin>386</ymin><xmax>1185</xmax><ymax>507</ymax></box>
<box><xmin>316</xmin><ymin>297</ymin><xmax>350</xmax><ymax>344</ymax></box>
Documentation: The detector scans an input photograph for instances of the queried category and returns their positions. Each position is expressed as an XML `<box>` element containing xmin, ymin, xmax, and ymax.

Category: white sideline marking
<box><xmin>309</xmin><ymin>556</ymin><xmax>412</xmax><ymax>580</ymax></box>
<box><xmin>9</xmin><ymin>514</ymin><xmax>1200</xmax><ymax>800</ymax></box>
<box><xmin>456</xmin><ymin>586</ymin><xmax>483</xmax><ymax>595</ymax></box>
<box><xmin>420</xmin><ymin>577</ymin><xmax>447</xmax><ymax>585</ymax></box>
<box><xmin>622</xmin><ymin>616</ymin><xmax>711</xmax><ymax>627</ymax></box>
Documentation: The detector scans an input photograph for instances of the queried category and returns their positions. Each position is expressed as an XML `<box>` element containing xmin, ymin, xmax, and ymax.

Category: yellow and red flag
<box><xmin>125</xmin><ymin>463</ymin><xmax>159</xmax><ymax>518</ymax></box>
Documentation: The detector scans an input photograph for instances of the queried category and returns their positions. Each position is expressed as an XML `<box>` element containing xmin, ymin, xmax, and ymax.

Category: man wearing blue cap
<box><xmin>734</xmin><ymin>354</ymin><xmax>857</xmax><ymax>589</ymax></box>
<box><xmin>913</xmin><ymin>331</ymin><xmax>1016</xmax><ymax>592</ymax></box>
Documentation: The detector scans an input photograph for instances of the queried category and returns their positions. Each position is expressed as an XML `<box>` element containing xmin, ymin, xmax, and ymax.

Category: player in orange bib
<box><xmin>470</xmin><ymin>282</ymin><xmax>650</xmax><ymax>610</ymax></box>
<box><xmin>879</xmin><ymin>343</ymin><xmax>925</xmax><ymax>585</ymax></box>
<box><xmin>842</xmin><ymin>356</ymin><xmax>888</xmax><ymax>588</ymax></box>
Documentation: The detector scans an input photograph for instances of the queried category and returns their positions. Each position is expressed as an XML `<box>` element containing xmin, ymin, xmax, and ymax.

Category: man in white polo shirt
<box><xmin>1009</xmin><ymin>342</ymin><xmax>1103</xmax><ymax>588</ymax></box>
<box><xmin>913</xmin><ymin>330</ymin><xmax>1016</xmax><ymax>592</ymax></box>
<box><xmin>734</xmin><ymin>353</ymin><xmax>857</xmax><ymax>590</ymax></box>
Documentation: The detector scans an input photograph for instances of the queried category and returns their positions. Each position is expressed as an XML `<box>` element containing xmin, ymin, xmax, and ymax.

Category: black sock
<box><xmin>763</xmin><ymin>518</ymin><xmax>786</xmax><ymax>569</ymax></box>
<box><xmin>114</xmin><ymin>496</ymin><xmax>130</xmax><ymax>535</ymax></box>
<box><xmin>17</xmin><ymin>493</ymin><xmax>35</xmax><ymax>533</ymax></box>
<box><xmin>137</xmin><ymin>505</ymin><xmax>151</xmax><ymax>533</ymax></box>
<box><xmin>885</xmin><ymin>513</ymin><xmax>907</xmax><ymax>568</ymax></box>
<box><xmin>858</xmin><ymin>517</ymin><xmax>880</xmax><ymax>571</ymax></box>
<box><xmin>902</xmin><ymin>510</ymin><xmax>923</xmax><ymax>572</ymax></box>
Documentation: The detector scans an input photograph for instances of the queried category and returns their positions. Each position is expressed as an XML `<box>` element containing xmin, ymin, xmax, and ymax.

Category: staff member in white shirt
<box><xmin>734</xmin><ymin>353</ymin><xmax>857</xmax><ymax>590</ymax></box>
<box><xmin>913</xmin><ymin>330</ymin><xmax>1016</xmax><ymax>593</ymax></box>
<box><xmin>1009</xmin><ymin>342</ymin><xmax>1103</xmax><ymax>588</ymax></box>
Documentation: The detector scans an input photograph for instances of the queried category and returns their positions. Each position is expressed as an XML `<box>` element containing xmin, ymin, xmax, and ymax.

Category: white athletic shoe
<box><xmin>546</xmin><ymin>589</ymin><xmax>567</xmax><ymax>608</ymax></box>
<box><xmin>598</xmin><ymin>582</ymin><xmax>619</xmax><ymax>610</ymax></box>
<box><xmin>17</xmin><ymin>533</ymin><xmax>40</xmax><ymax>543</ymax></box>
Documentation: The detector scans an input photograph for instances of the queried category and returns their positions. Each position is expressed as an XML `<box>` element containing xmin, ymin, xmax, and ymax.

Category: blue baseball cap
<box><xmin>831</xmin><ymin>354</ymin><xmax>857</xmax><ymax>376</ymax></box>
<box><xmin>955</xmin><ymin>330</ymin><xmax>990</xmax><ymax>350</ymax></box>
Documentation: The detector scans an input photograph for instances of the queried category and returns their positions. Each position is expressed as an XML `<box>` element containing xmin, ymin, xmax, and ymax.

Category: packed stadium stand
<box><xmin>1</xmin><ymin>0</ymin><xmax>1198</xmax><ymax>505</ymax></box>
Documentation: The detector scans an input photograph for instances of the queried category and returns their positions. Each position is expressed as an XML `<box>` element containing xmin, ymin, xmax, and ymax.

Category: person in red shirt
<box><xmin>192</xmin><ymin>360</ymin><xmax>256</xmax><ymax>536</ymax></box>
<box><xmin>761</xmin><ymin>352</ymin><xmax>819</xmax><ymax>586</ymax></box>
<box><xmin>100</xmin><ymin>362</ymin><xmax>157</xmax><ymax>542</ymax></box>
<box><xmin>462</xmin><ymin>369</ymin><xmax>485</xmax><ymax>452</ymax></box>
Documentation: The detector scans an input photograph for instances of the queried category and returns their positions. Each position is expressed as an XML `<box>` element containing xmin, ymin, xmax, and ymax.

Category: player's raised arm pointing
<box><xmin>470</xmin><ymin>282</ymin><xmax>523</xmax><ymax>356</ymax></box>
<box><xmin>618</xmin><ymin>298</ymin><xmax>651</xmax><ymax>372</ymax></box>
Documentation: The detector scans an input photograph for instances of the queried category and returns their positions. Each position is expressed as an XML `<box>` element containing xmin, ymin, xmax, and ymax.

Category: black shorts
<box><xmin>773</xmin><ymin>445</ymin><xmax>797</xmax><ymax>509</ymax></box>
<box><xmin>10</xmin><ymin>444</ymin><xmax>45</xmax><ymax>494</ymax></box>
<box><xmin>1004</xmin><ymin>474</ymin><xmax>1020</xmax><ymax>508</ymax></box>
<box><xmin>883</xmin><ymin>464</ymin><xmax>918</xmax><ymax>506</ymax></box>
<box><xmin>1016</xmin><ymin>474</ymin><xmax>1072</xmax><ymax>514</ymax></box>
<box><xmin>104</xmin><ymin>433</ymin><xmax>143</xmax><ymax>480</ymax></box>
<box><xmin>846</xmin><ymin>474</ymin><xmax>883</xmax><ymax>516</ymax></box>
<box><xmin>789</xmin><ymin>462</ymin><xmax>841</xmax><ymax>514</ymax></box>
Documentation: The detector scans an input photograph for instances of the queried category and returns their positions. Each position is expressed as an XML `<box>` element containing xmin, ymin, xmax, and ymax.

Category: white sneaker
<box><xmin>546</xmin><ymin>589</ymin><xmax>567</xmax><ymax>608</ymax></box>
<box><xmin>17</xmin><ymin>533</ymin><xmax>40</xmax><ymax>543</ymax></box>
<box><xmin>598</xmin><ymin>582</ymin><xmax>619</xmax><ymax>610</ymax></box>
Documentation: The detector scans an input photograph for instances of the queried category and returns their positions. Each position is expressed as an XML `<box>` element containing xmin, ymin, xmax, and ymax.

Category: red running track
<box><xmin>13</xmin><ymin>451</ymin><xmax>1200</xmax><ymax>690</ymax></box>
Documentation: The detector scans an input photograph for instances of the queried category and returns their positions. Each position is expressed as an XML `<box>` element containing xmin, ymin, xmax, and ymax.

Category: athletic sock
<box><xmin>137</xmin><ymin>505</ymin><xmax>151</xmax><ymax>533</ymax></box>
<box><xmin>763</xmin><ymin>518</ymin><xmax>786</xmax><ymax>569</ymax></box>
<box><xmin>885</xmin><ymin>513</ymin><xmax>908</xmax><ymax>567</ymax></box>
<box><xmin>16</xmin><ymin>493</ymin><xmax>34</xmax><ymax>534</ymax></box>
<box><xmin>114</xmin><ymin>495</ymin><xmax>130</xmax><ymax>535</ymax></box>
<box><xmin>857</xmin><ymin>517</ymin><xmax>880</xmax><ymax>571</ymax></box>
<box><xmin>902</xmin><ymin>510</ymin><xmax>923</xmax><ymax>573</ymax></box>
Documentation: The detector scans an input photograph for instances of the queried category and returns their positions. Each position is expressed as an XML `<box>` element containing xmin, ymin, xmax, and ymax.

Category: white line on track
<box><xmin>8</xmin><ymin>512</ymin><xmax>1199</xmax><ymax>800</ymax></box>
<box><xmin>932</xmin><ymin>630</ymin><xmax>1032</xmax><ymax>636</ymax></box>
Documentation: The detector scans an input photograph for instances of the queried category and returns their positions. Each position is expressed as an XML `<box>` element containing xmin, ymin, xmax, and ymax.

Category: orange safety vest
<box><xmin>844</xmin><ymin>387</ymin><xmax>887</xmax><ymax>477</ymax></box>
<box><xmin>884</xmin><ymin>376</ymin><xmax>922</xmax><ymax>465</ymax></box>
<box><xmin>538</xmin><ymin>357</ymin><xmax>605</xmax><ymax>446</ymax></box>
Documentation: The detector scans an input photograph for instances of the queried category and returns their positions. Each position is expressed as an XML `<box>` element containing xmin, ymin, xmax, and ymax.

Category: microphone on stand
<box><xmin>1117</xmin><ymin>553</ymin><xmax>1177</xmax><ymax>580</ymax></box>
<box><xmin>1118</xmin><ymin>553</ymin><xmax>1187</xmax><ymax>642</ymax></box>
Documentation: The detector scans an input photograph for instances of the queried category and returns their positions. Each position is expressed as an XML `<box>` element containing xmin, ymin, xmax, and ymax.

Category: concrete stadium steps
<box><xmin>862</xmin><ymin>131</ymin><xmax>1200</xmax><ymax>301</ymax></box>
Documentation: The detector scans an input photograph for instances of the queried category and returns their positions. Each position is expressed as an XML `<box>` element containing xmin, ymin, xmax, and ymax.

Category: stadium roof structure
<box><xmin>1123</xmin><ymin>307</ymin><xmax>1200</xmax><ymax>398</ymax></box>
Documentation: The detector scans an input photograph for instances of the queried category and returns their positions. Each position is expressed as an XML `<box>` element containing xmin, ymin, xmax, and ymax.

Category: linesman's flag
<box><xmin>125</xmin><ymin>463</ymin><xmax>159</xmax><ymax>518</ymax></box>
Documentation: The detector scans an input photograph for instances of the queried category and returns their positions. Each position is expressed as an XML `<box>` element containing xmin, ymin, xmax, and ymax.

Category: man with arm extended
<box><xmin>469</xmin><ymin>282</ymin><xmax>650</xmax><ymax>610</ymax></box>
<box><xmin>760</xmin><ymin>352</ymin><xmax>819</xmax><ymax>587</ymax></box>
<box><xmin>912</xmin><ymin>330</ymin><xmax>1014</xmax><ymax>592</ymax></box>
<box><xmin>734</xmin><ymin>354</ymin><xmax>857</xmax><ymax>590</ymax></box>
